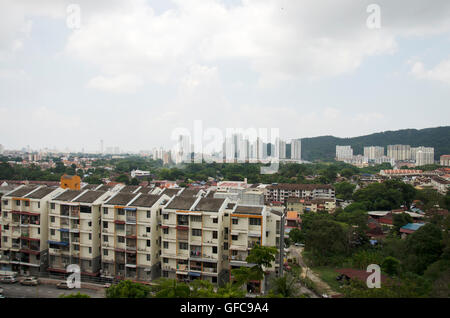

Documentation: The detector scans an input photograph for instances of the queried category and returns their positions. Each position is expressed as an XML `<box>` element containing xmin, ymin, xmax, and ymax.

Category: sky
<box><xmin>0</xmin><ymin>0</ymin><xmax>450</xmax><ymax>153</ymax></box>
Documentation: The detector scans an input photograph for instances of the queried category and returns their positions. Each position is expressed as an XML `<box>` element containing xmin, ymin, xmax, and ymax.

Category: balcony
<box><xmin>176</xmin><ymin>264</ymin><xmax>188</xmax><ymax>271</ymax></box>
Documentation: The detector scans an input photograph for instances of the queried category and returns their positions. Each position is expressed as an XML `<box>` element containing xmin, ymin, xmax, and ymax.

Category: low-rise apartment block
<box><xmin>286</xmin><ymin>198</ymin><xmax>336</xmax><ymax>213</ymax></box>
<box><xmin>161</xmin><ymin>196</ymin><xmax>229</xmax><ymax>285</ymax></box>
<box><xmin>1</xmin><ymin>185</ymin><xmax>64</xmax><ymax>275</ymax></box>
<box><xmin>228</xmin><ymin>205</ymin><xmax>283</xmax><ymax>293</ymax></box>
<box><xmin>100</xmin><ymin>192</ymin><xmax>169</xmax><ymax>282</ymax></box>
<box><xmin>48</xmin><ymin>189</ymin><xmax>110</xmax><ymax>276</ymax></box>
<box><xmin>265</xmin><ymin>183</ymin><xmax>335</xmax><ymax>204</ymax></box>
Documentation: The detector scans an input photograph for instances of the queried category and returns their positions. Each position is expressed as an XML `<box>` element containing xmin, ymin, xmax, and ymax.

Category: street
<box><xmin>0</xmin><ymin>283</ymin><xmax>105</xmax><ymax>298</ymax></box>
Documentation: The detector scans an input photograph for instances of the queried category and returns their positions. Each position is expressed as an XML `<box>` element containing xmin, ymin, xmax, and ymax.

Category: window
<box><xmin>88</xmin><ymin>221</ymin><xmax>92</xmax><ymax>227</ymax></box>
<box><xmin>103</xmin><ymin>249</ymin><xmax>108</xmax><ymax>256</ymax></box>
<box><xmin>80</xmin><ymin>206</ymin><xmax>91</xmax><ymax>213</ymax></box>
<box><xmin>192</xmin><ymin>229</ymin><xmax>201</xmax><ymax>236</ymax></box>
<box><xmin>179</xmin><ymin>242</ymin><xmax>188</xmax><ymax>250</ymax></box>
<box><xmin>3</xmin><ymin>212</ymin><xmax>7</xmax><ymax>218</ymax></box>
<box><xmin>51</xmin><ymin>229</ymin><xmax>55</xmax><ymax>236</ymax></box>
<box><xmin>50</xmin><ymin>216</ymin><xmax>55</xmax><ymax>223</ymax></box>
<box><xmin>16</xmin><ymin>200</ymin><xmax>20</xmax><ymax>206</ymax></box>
<box><xmin>74</xmin><ymin>245</ymin><xmax>79</xmax><ymax>251</ymax></box>
<box><xmin>51</xmin><ymin>203</ymin><xmax>55</xmax><ymax>209</ymax></box>
<box><xmin>2</xmin><ymin>237</ymin><xmax>7</xmax><ymax>243</ymax></box>
<box><xmin>147</xmin><ymin>240</ymin><xmax>151</xmax><ymax>247</ymax></box>
<box><xmin>103</xmin><ymin>207</ymin><xmax>108</xmax><ymax>215</ymax></box>
<box><xmin>89</xmin><ymin>233</ymin><xmax>92</xmax><ymax>240</ymax></box>
<box><xmin>3</xmin><ymin>200</ymin><xmax>8</xmax><ymax>206</ymax></box>
<box><xmin>249</xmin><ymin>218</ymin><xmax>261</xmax><ymax>226</ymax></box>
<box><xmin>232</xmin><ymin>235</ymin><xmax>238</xmax><ymax>241</ymax></box>
<box><xmin>212</xmin><ymin>277</ymin><xmax>217</xmax><ymax>283</ymax></box>
<box><xmin>191</xmin><ymin>215</ymin><xmax>202</xmax><ymax>222</ymax></box>
<box><xmin>24</xmin><ymin>201</ymin><xmax>30</xmax><ymax>207</ymax></box>
<box><xmin>266</xmin><ymin>231</ymin><xmax>269</xmax><ymax>237</ymax></box>
<box><xmin>37</xmin><ymin>202</ymin><xmax>40</xmax><ymax>209</ymax></box>
<box><xmin>212</xmin><ymin>246</ymin><xmax>217</xmax><ymax>254</ymax></box>
<box><xmin>146</xmin><ymin>227</ymin><xmax>150</xmax><ymax>233</ymax></box>
<box><xmin>163</xmin><ymin>214</ymin><xmax>169</xmax><ymax>220</ymax></box>
<box><xmin>212</xmin><ymin>218</ymin><xmax>218</xmax><ymax>224</ymax></box>
<box><xmin>146</xmin><ymin>254</ymin><xmax>151</xmax><ymax>261</ymax></box>
<box><xmin>3</xmin><ymin>225</ymin><xmax>9</xmax><ymax>230</ymax></box>
<box><xmin>163</xmin><ymin>228</ymin><xmax>169</xmax><ymax>235</ymax></box>
<box><xmin>232</xmin><ymin>218</ymin><xmax>238</xmax><ymax>225</ymax></box>
<box><xmin>147</xmin><ymin>211</ymin><xmax>151</xmax><ymax>218</ymax></box>
<box><xmin>224</xmin><ymin>242</ymin><xmax>228</xmax><ymax>250</ymax></box>
<box><xmin>118</xmin><ymin>236</ymin><xmax>125</xmax><ymax>243</ymax></box>
<box><xmin>212</xmin><ymin>231</ymin><xmax>218</xmax><ymax>239</ymax></box>
<box><xmin>163</xmin><ymin>258</ymin><xmax>168</xmax><ymax>263</ymax></box>
<box><xmin>118</xmin><ymin>208</ymin><xmax>125</xmax><ymax>215</ymax></box>
<box><xmin>38</xmin><ymin>228</ymin><xmax>40</xmax><ymax>235</ymax></box>
<box><xmin>88</xmin><ymin>247</ymin><xmax>92</xmax><ymax>254</ymax></box>
<box><xmin>103</xmin><ymin>235</ymin><xmax>108</xmax><ymax>242</ymax></box>
<box><xmin>103</xmin><ymin>222</ymin><xmax>108</xmax><ymax>229</ymax></box>
<box><xmin>163</xmin><ymin>242</ymin><xmax>169</xmax><ymax>249</ymax></box>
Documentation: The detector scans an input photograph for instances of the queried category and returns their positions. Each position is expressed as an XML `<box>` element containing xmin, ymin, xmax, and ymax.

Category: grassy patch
<box><xmin>310</xmin><ymin>266</ymin><xmax>342</xmax><ymax>293</ymax></box>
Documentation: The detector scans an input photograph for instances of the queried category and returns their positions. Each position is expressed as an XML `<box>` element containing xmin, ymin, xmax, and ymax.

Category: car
<box><xmin>56</xmin><ymin>281</ymin><xmax>74</xmax><ymax>289</ymax></box>
<box><xmin>0</xmin><ymin>287</ymin><xmax>3</xmax><ymax>294</ymax></box>
<box><xmin>20</xmin><ymin>277</ymin><xmax>39</xmax><ymax>286</ymax></box>
<box><xmin>294</xmin><ymin>243</ymin><xmax>304</xmax><ymax>247</ymax></box>
<box><xmin>0</xmin><ymin>276</ymin><xmax>18</xmax><ymax>284</ymax></box>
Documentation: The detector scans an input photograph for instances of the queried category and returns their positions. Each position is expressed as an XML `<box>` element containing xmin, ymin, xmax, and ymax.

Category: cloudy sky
<box><xmin>1</xmin><ymin>0</ymin><xmax>450</xmax><ymax>152</ymax></box>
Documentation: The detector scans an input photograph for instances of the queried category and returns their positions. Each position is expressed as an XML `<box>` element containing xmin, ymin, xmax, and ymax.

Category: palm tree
<box><xmin>269</xmin><ymin>274</ymin><xmax>298</xmax><ymax>298</ymax></box>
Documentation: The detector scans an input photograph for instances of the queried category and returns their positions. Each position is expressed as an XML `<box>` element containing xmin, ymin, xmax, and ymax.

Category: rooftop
<box><xmin>6</xmin><ymin>185</ymin><xmax>39</xmax><ymax>198</ymax></box>
<box><xmin>72</xmin><ymin>191</ymin><xmax>106</xmax><ymax>204</ymax></box>
<box><xmin>179</xmin><ymin>188</ymin><xmax>201</xmax><ymax>197</ymax></box>
<box><xmin>130</xmin><ymin>194</ymin><xmax>161</xmax><ymax>208</ymax></box>
<box><xmin>53</xmin><ymin>190</ymin><xmax>82</xmax><ymax>202</ymax></box>
<box><xmin>119</xmin><ymin>185</ymin><xmax>140</xmax><ymax>193</ymax></box>
<box><xmin>233</xmin><ymin>205</ymin><xmax>264</xmax><ymax>215</ymax></box>
<box><xmin>193</xmin><ymin>198</ymin><xmax>226</xmax><ymax>212</ymax></box>
<box><xmin>105</xmin><ymin>193</ymin><xmax>139</xmax><ymax>206</ymax></box>
<box><xmin>24</xmin><ymin>186</ymin><xmax>58</xmax><ymax>199</ymax></box>
<box><xmin>161</xmin><ymin>188</ymin><xmax>181</xmax><ymax>197</ymax></box>
<box><xmin>401</xmin><ymin>223</ymin><xmax>425</xmax><ymax>232</ymax></box>
<box><xmin>165</xmin><ymin>196</ymin><xmax>197</xmax><ymax>210</ymax></box>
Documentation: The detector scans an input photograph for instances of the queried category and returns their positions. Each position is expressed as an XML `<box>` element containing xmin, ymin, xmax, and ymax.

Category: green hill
<box><xmin>301</xmin><ymin>126</ymin><xmax>450</xmax><ymax>162</ymax></box>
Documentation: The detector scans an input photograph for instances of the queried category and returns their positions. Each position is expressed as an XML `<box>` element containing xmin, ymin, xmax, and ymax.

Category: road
<box><xmin>287</xmin><ymin>246</ymin><xmax>340</xmax><ymax>298</ymax></box>
<box><xmin>0</xmin><ymin>283</ymin><xmax>105</xmax><ymax>298</ymax></box>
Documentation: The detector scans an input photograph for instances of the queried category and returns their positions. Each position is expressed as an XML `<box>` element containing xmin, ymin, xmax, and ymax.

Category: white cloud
<box><xmin>87</xmin><ymin>74</ymin><xmax>143</xmax><ymax>93</ymax></box>
<box><xmin>409</xmin><ymin>58</ymin><xmax>450</xmax><ymax>85</ymax></box>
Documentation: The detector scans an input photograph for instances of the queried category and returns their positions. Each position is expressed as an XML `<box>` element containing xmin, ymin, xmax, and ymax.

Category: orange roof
<box><xmin>287</xmin><ymin>211</ymin><xmax>300</xmax><ymax>219</ymax></box>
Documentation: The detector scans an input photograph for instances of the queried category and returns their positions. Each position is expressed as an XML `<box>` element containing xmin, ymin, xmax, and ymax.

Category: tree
<box><xmin>269</xmin><ymin>273</ymin><xmax>298</xmax><ymax>297</ymax></box>
<box><xmin>334</xmin><ymin>182</ymin><xmax>356</xmax><ymax>200</ymax></box>
<box><xmin>105</xmin><ymin>280</ymin><xmax>151</xmax><ymax>298</ymax></box>
<box><xmin>382</xmin><ymin>256</ymin><xmax>401</xmax><ymax>276</ymax></box>
<box><xmin>288</xmin><ymin>228</ymin><xmax>304</xmax><ymax>244</ymax></box>
<box><xmin>231</xmin><ymin>245</ymin><xmax>278</xmax><ymax>289</ymax></box>
<box><xmin>404</xmin><ymin>223</ymin><xmax>443</xmax><ymax>275</ymax></box>
<box><xmin>304</xmin><ymin>219</ymin><xmax>348</xmax><ymax>263</ymax></box>
<box><xmin>392</xmin><ymin>213</ymin><xmax>413</xmax><ymax>233</ymax></box>
<box><xmin>115</xmin><ymin>174</ymin><xmax>130</xmax><ymax>184</ymax></box>
<box><xmin>151</xmin><ymin>278</ymin><xmax>191</xmax><ymax>298</ymax></box>
<box><xmin>189</xmin><ymin>279</ymin><xmax>216</xmax><ymax>298</ymax></box>
<box><xmin>216</xmin><ymin>282</ymin><xmax>246</xmax><ymax>298</ymax></box>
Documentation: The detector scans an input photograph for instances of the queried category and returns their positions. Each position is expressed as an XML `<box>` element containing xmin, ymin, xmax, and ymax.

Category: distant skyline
<box><xmin>1</xmin><ymin>0</ymin><xmax>450</xmax><ymax>152</ymax></box>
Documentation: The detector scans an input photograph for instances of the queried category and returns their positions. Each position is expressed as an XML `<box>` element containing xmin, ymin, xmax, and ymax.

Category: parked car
<box><xmin>20</xmin><ymin>277</ymin><xmax>39</xmax><ymax>286</ymax></box>
<box><xmin>0</xmin><ymin>287</ymin><xmax>3</xmax><ymax>294</ymax></box>
<box><xmin>0</xmin><ymin>276</ymin><xmax>17</xmax><ymax>284</ymax></box>
<box><xmin>56</xmin><ymin>281</ymin><xmax>73</xmax><ymax>289</ymax></box>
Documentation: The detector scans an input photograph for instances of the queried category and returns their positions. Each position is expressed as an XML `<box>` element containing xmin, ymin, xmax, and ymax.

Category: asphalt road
<box><xmin>0</xmin><ymin>283</ymin><xmax>105</xmax><ymax>298</ymax></box>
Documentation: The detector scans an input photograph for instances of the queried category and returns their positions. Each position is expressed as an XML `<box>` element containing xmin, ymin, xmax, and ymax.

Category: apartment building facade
<box><xmin>48</xmin><ymin>189</ymin><xmax>110</xmax><ymax>277</ymax></box>
<box><xmin>387</xmin><ymin>145</ymin><xmax>411</xmax><ymax>161</ymax></box>
<box><xmin>161</xmin><ymin>196</ymin><xmax>229</xmax><ymax>285</ymax></box>
<box><xmin>364</xmin><ymin>146</ymin><xmax>384</xmax><ymax>160</ymax></box>
<box><xmin>228</xmin><ymin>205</ymin><xmax>283</xmax><ymax>293</ymax></box>
<box><xmin>0</xmin><ymin>185</ymin><xmax>64</xmax><ymax>275</ymax></box>
<box><xmin>336</xmin><ymin>145</ymin><xmax>353</xmax><ymax>161</ymax></box>
<box><xmin>265</xmin><ymin>183</ymin><xmax>335</xmax><ymax>204</ymax></box>
<box><xmin>100</xmin><ymin>192</ymin><xmax>169</xmax><ymax>282</ymax></box>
